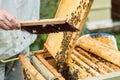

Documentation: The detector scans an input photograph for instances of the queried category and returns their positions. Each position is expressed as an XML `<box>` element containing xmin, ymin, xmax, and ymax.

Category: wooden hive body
<box><xmin>19</xmin><ymin>0</ymin><xmax>120</xmax><ymax>80</ymax></box>
<box><xmin>43</xmin><ymin>0</ymin><xmax>120</xmax><ymax>79</ymax></box>
<box><xmin>45</xmin><ymin>0</ymin><xmax>93</xmax><ymax>58</ymax></box>
<box><xmin>44</xmin><ymin>0</ymin><xmax>94</xmax><ymax>79</ymax></box>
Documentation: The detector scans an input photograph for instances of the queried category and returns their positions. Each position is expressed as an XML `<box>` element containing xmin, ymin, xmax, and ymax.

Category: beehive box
<box><xmin>19</xmin><ymin>0</ymin><xmax>120</xmax><ymax>80</ymax></box>
<box><xmin>74</xmin><ymin>35</ymin><xmax>120</xmax><ymax>80</ymax></box>
<box><xmin>86</xmin><ymin>0</ymin><xmax>112</xmax><ymax>31</ymax></box>
<box><xmin>85</xmin><ymin>72</ymin><xmax>120</xmax><ymax>80</ymax></box>
<box><xmin>87</xmin><ymin>0</ymin><xmax>111</xmax><ymax>22</ymax></box>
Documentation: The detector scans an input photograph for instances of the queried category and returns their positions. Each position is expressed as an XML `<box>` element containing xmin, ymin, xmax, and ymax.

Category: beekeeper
<box><xmin>0</xmin><ymin>0</ymin><xmax>40</xmax><ymax>80</ymax></box>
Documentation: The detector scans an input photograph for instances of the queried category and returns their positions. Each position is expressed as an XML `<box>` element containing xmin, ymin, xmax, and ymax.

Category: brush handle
<box><xmin>20</xmin><ymin>18</ymin><xmax>66</xmax><ymax>27</ymax></box>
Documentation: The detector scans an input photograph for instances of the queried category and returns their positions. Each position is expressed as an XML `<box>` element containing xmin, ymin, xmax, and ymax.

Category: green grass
<box><xmin>112</xmin><ymin>33</ymin><xmax>120</xmax><ymax>50</ymax></box>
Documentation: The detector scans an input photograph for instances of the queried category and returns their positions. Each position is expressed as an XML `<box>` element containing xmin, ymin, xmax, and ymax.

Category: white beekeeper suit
<box><xmin>0</xmin><ymin>0</ymin><xmax>40</xmax><ymax>80</ymax></box>
<box><xmin>0</xmin><ymin>0</ymin><xmax>40</xmax><ymax>59</ymax></box>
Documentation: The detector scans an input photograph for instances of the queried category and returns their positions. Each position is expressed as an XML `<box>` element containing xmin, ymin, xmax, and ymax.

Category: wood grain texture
<box><xmin>19</xmin><ymin>54</ymin><xmax>46</xmax><ymax>80</ymax></box>
<box><xmin>76</xmin><ymin>36</ymin><xmax>120</xmax><ymax>67</ymax></box>
<box><xmin>20</xmin><ymin>18</ymin><xmax>66</xmax><ymax>26</ymax></box>
<box><xmin>45</xmin><ymin>0</ymin><xmax>94</xmax><ymax>58</ymax></box>
<box><xmin>75</xmin><ymin>48</ymin><xmax>115</xmax><ymax>73</ymax></box>
<box><xmin>73</xmin><ymin>50</ymin><xmax>107</xmax><ymax>74</ymax></box>
<box><xmin>36</xmin><ymin>54</ymin><xmax>65</xmax><ymax>80</ymax></box>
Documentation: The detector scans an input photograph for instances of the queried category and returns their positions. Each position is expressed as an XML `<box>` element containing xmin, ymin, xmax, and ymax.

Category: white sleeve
<box><xmin>16</xmin><ymin>0</ymin><xmax>40</xmax><ymax>21</ymax></box>
<box><xmin>0</xmin><ymin>0</ymin><xmax>40</xmax><ymax>59</ymax></box>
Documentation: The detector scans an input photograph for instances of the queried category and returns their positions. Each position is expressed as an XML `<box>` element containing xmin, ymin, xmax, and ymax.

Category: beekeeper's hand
<box><xmin>0</xmin><ymin>10</ymin><xmax>20</xmax><ymax>30</ymax></box>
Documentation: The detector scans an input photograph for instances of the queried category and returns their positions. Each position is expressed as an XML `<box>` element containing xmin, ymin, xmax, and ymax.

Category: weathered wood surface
<box><xmin>31</xmin><ymin>56</ymin><xmax>57</xmax><ymax>80</ymax></box>
<box><xmin>36</xmin><ymin>54</ymin><xmax>65</xmax><ymax>80</ymax></box>
<box><xmin>20</xmin><ymin>18</ymin><xmax>66</xmax><ymax>26</ymax></box>
<box><xmin>69</xmin><ymin>62</ymin><xmax>92</xmax><ymax>79</ymax></box>
<box><xmin>44</xmin><ymin>0</ymin><xmax>94</xmax><ymax>79</ymax></box>
<box><xmin>76</xmin><ymin>36</ymin><xmax>120</xmax><ymax>67</ymax></box>
<box><xmin>75</xmin><ymin>48</ymin><xmax>115</xmax><ymax>72</ymax></box>
<box><xmin>45</xmin><ymin>0</ymin><xmax>94</xmax><ymax>58</ymax></box>
<box><xmin>73</xmin><ymin>50</ymin><xmax>107</xmax><ymax>74</ymax></box>
<box><xmin>19</xmin><ymin>54</ymin><xmax>46</xmax><ymax>80</ymax></box>
<box><xmin>71</xmin><ymin>54</ymin><xmax>101</xmax><ymax>76</ymax></box>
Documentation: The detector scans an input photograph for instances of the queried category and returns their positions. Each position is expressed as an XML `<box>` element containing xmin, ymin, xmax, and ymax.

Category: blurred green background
<box><xmin>30</xmin><ymin>0</ymin><xmax>59</xmax><ymax>51</ymax></box>
<box><xmin>30</xmin><ymin>0</ymin><xmax>120</xmax><ymax>51</ymax></box>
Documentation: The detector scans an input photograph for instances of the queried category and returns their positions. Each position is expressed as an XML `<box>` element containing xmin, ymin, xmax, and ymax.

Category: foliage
<box><xmin>40</xmin><ymin>0</ymin><xmax>59</xmax><ymax>19</ymax></box>
<box><xmin>112</xmin><ymin>33</ymin><xmax>120</xmax><ymax>50</ymax></box>
<box><xmin>30</xmin><ymin>34</ymin><xmax>48</xmax><ymax>51</ymax></box>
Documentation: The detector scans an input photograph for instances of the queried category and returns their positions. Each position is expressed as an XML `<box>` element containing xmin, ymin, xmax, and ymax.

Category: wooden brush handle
<box><xmin>20</xmin><ymin>18</ymin><xmax>66</xmax><ymax>26</ymax></box>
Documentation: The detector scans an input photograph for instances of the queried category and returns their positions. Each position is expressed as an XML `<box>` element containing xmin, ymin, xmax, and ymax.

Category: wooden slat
<box><xmin>31</xmin><ymin>56</ymin><xmax>57</xmax><ymax>80</ymax></box>
<box><xmin>76</xmin><ymin>36</ymin><xmax>120</xmax><ymax>67</ymax></box>
<box><xmin>36</xmin><ymin>54</ymin><xmax>65</xmax><ymax>80</ymax></box>
<box><xmin>69</xmin><ymin>62</ymin><xmax>92</xmax><ymax>79</ymax></box>
<box><xmin>73</xmin><ymin>50</ymin><xmax>107</xmax><ymax>74</ymax></box>
<box><xmin>19</xmin><ymin>55</ymin><xmax>46</xmax><ymax>80</ymax></box>
<box><xmin>75</xmin><ymin>48</ymin><xmax>115</xmax><ymax>72</ymax></box>
<box><xmin>71</xmin><ymin>54</ymin><xmax>101</xmax><ymax>76</ymax></box>
<box><xmin>20</xmin><ymin>18</ymin><xmax>66</xmax><ymax>26</ymax></box>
